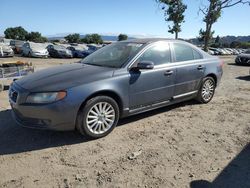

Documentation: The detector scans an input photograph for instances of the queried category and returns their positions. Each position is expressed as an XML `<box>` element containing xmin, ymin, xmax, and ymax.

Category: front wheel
<box><xmin>196</xmin><ymin>77</ymin><xmax>216</xmax><ymax>103</ymax></box>
<box><xmin>76</xmin><ymin>96</ymin><xmax>120</xmax><ymax>139</ymax></box>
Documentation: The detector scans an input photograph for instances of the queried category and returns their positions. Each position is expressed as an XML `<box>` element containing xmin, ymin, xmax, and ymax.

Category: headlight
<box><xmin>26</xmin><ymin>91</ymin><xmax>67</xmax><ymax>104</ymax></box>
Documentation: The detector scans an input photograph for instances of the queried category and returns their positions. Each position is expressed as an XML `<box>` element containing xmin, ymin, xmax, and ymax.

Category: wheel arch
<box><xmin>77</xmin><ymin>90</ymin><xmax>124</xmax><ymax>118</ymax></box>
<box><xmin>205</xmin><ymin>73</ymin><xmax>218</xmax><ymax>87</ymax></box>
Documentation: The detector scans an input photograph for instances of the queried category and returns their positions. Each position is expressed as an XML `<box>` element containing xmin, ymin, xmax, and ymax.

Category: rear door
<box><xmin>22</xmin><ymin>43</ymin><xmax>29</xmax><ymax>55</ymax></box>
<box><xmin>171</xmin><ymin>42</ymin><xmax>205</xmax><ymax>97</ymax></box>
<box><xmin>129</xmin><ymin>42</ymin><xmax>176</xmax><ymax>109</ymax></box>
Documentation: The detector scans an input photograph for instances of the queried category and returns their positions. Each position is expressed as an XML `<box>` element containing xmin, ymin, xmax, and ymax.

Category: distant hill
<box><xmin>188</xmin><ymin>35</ymin><xmax>250</xmax><ymax>45</ymax></box>
<box><xmin>48</xmin><ymin>34</ymin><xmax>250</xmax><ymax>44</ymax></box>
<box><xmin>220</xmin><ymin>35</ymin><xmax>250</xmax><ymax>44</ymax></box>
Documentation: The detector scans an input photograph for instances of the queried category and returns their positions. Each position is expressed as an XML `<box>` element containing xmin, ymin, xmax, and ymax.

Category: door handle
<box><xmin>164</xmin><ymin>70</ymin><xmax>173</xmax><ymax>76</ymax></box>
<box><xmin>197</xmin><ymin>65</ymin><xmax>204</xmax><ymax>70</ymax></box>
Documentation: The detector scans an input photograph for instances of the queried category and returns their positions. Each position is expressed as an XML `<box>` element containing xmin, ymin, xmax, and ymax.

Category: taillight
<box><xmin>219</xmin><ymin>59</ymin><xmax>224</xmax><ymax>67</ymax></box>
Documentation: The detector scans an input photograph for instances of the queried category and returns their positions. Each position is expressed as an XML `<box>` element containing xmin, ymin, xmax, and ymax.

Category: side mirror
<box><xmin>137</xmin><ymin>61</ymin><xmax>154</xmax><ymax>70</ymax></box>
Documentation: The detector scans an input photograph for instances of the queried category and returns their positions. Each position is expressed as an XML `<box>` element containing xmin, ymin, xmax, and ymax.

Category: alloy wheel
<box><xmin>86</xmin><ymin>102</ymin><xmax>115</xmax><ymax>135</ymax></box>
<box><xmin>201</xmin><ymin>79</ymin><xmax>215</xmax><ymax>102</ymax></box>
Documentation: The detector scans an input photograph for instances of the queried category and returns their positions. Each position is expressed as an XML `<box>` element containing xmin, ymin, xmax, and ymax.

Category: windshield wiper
<box><xmin>84</xmin><ymin>63</ymin><xmax>117</xmax><ymax>68</ymax></box>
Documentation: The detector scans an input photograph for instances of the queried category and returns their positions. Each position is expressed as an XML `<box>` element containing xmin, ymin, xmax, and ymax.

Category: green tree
<box><xmin>81</xmin><ymin>34</ymin><xmax>103</xmax><ymax>44</ymax></box>
<box><xmin>90</xmin><ymin>34</ymin><xmax>103</xmax><ymax>44</ymax></box>
<box><xmin>64</xmin><ymin>33</ymin><xmax>80</xmax><ymax>43</ymax></box>
<box><xmin>215</xmin><ymin>35</ymin><xmax>220</xmax><ymax>44</ymax></box>
<box><xmin>230</xmin><ymin>41</ymin><xmax>241</xmax><ymax>48</ymax></box>
<box><xmin>157</xmin><ymin>0</ymin><xmax>187</xmax><ymax>39</ymax></box>
<box><xmin>4</xmin><ymin>26</ymin><xmax>28</xmax><ymax>40</ymax></box>
<box><xmin>212</xmin><ymin>35</ymin><xmax>222</xmax><ymax>47</ymax></box>
<box><xmin>26</xmin><ymin>32</ymin><xmax>48</xmax><ymax>43</ymax></box>
<box><xmin>199</xmin><ymin>0</ymin><xmax>250</xmax><ymax>51</ymax></box>
<box><xmin>118</xmin><ymin>34</ymin><xmax>128</xmax><ymax>41</ymax></box>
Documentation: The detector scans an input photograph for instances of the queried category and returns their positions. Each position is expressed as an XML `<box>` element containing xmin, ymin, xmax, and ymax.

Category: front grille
<box><xmin>9</xmin><ymin>88</ymin><xmax>18</xmax><ymax>103</ymax></box>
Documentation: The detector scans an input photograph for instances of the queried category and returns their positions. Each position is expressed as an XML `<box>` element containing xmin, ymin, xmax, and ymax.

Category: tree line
<box><xmin>64</xmin><ymin>33</ymin><xmax>128</xmax><ymax>43</ymax></box>
<box><xmin>3</xmin><ymin>26</ymin><xmax>129</xmax><ymax>44</ymax></box>
<box><xmin>209</xmin><ymin>36</ymin><xmax>250</xmax><ymax>49</ymax></box>
<box><xmin>4</xmin><ymin>26</ymin><xmax>48</xmax><ymax>43</ymax></box>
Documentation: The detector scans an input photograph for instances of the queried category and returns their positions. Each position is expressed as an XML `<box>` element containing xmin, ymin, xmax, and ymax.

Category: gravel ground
<box><xmin>0</xmin><ymin>56</ymin><xmax>249</xmax><ymax>188</ymax></box>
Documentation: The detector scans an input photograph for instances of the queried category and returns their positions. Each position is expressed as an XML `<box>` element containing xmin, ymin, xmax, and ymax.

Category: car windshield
<box><xmin>245</xmin><ymin>50</ymin><xmax>250</xmax><ymax>54</ymax></box>
<box><xmin>30</xmin><ymin>42</ymin><xmax>47</xmax><ymax>50</ymax></box>
<box><xmin>74</xmin><ymin>46</ymin><xmax>87</xmax><ymax>51</ymax></box>
<box><xmin>81</xmin><ymin>42</ymin><xmax>143</xmax><ymax>68</ymax></box>
<box><xmin>54</xmin><ymin>45</ymin><xmax>66</xmax><ymax>50</ymax></box>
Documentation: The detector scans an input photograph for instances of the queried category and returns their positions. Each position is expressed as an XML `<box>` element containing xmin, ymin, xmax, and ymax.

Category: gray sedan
<box><xmin>9</xmin><ymin>39</ymin><xmax>223</xmax><ymax>138</ymax></box>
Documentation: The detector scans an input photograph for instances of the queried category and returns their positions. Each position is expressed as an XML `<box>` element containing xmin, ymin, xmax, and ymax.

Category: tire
<box><xmin>76</xmin><ymin>96</ymin><xmax>120</xmax><ymax>139</ymax></box>
<box><xmin>196</xmin><ymin>77</ymin><xmax>216</xmax><ymax>103</ymax></box>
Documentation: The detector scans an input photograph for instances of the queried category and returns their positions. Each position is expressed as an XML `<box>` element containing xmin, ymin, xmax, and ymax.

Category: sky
<box><xmin>1</xmin><ymin>0</ymin><xmax>250</xmax><ymax>39</ymax></box>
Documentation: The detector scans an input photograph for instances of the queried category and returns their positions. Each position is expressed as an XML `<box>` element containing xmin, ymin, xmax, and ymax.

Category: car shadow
<box><xmin>236</xmin><ymin>75</ymin><xmax>250</xmax><ymax>81</ymax></box>
<box><xmin>228</xmin><ymin>63</ymin><xmax>250</xmax><ymax>67</ymax></box>
<box><xmin>0</xmin><ymin>109</ymin><xmax>90</xmax><ymax>155</ymax></box>
<box><xmin>0</xmin><ymin>100</ymin><xmax>198</xmax><ymax>155</ymax></box>
<box><xmin>190</xmin><ymin>143</ymin><xmax>250</xmax><ymax>188</ymax></box>
<box><xmin>118</xmin><ymin>100</ymin><xmax>198</xmax><ymax>126</ymax></box>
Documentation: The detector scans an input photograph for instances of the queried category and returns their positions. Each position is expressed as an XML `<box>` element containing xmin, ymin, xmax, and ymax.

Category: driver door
<box><xmin>129</xmin><ymin>42</ymin><xmax>176</xmax><ymax>109</ymax></box>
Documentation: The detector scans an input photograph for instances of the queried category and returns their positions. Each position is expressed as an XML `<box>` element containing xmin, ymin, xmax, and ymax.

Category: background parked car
<box><xmin>67</xmin><ymin>44</ymin><xmax>88</xmax><ymax>58</ymax></box>
<box><xmin>235</xmin><ymin>49</ymin><xmax>250</xmax><ymax>65</ymax></box>
<box><xmin>22</xmin><ymin>42</ymin><xmax>48</xmax><ymax>58</ymax></box>
<box><xmin>79</xmin><ymin>44</ymin><xmax>102</xmax><ymax>57</ymax></box>
<box><xmin>209</xmin><ymin>47</ymin><xmax>222</xmax><ymax>55</ymax></box>
<box><xmin>10</xmin><ymin>40</ymin><xmax>25</xmax><ymax>54</ymax></box>
<box><xmin>47</xmin><ymin>44</ymin><xmax>73</xmax><ymax>58</ymax></box>
<box><xmin>0</xmin><ymin>43</ymin><xmax>14</xmax><ymax>57</ymax></box>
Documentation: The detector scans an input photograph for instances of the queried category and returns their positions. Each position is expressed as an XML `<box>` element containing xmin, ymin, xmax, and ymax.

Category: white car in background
<box><xmin>22</xmin><ymin>42</ymin><xmax>49</xmax><ymax>58</ymax></box>
<box><xmin>0</xmin><ymin>43</ymin><xmax>14</xmax><ymax>57</ymax></box>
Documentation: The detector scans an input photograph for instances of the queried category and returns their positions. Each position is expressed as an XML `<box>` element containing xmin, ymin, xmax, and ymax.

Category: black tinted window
<box><xmin>138</xmin><ymin>43</ymin><xmax>171</xmax><ymax>66</ymax></box>
<box><xmin>174</xmin><ymin>43</ymin><xmax>202</xmax><ymax>62</ymax></box>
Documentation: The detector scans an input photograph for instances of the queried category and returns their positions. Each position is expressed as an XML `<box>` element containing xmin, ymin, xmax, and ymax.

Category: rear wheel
<box><xmin>196</xmin><ymin>77</ymin><xmax>216</xmax><ymax>103</ymax></box>
<box><xmin>76</xmin><ymin>96</ymin><xmax>119</xmax><ymax>139</ymax></box>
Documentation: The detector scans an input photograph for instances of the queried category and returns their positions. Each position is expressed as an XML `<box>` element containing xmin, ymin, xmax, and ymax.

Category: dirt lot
<box><xmin>0</xmin><ymin>56</ymin><xmax>249</xmax><ymax>188</ymax></box>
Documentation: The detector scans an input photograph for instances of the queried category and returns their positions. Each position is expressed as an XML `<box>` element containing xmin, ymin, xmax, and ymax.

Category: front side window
<box><xmin>82</xmin><ymin>42</ymin><xmax>143</xmax><ymax>68</ymax></box>
<box><xmin>173</xmin><ymin>43</ymin><xmax>202</xmax><ymax>62</ymax></box>
<box><xmin>136</xmin><ymin>42</ymin><xmax>171</xmax><ymax>66</ymax></box>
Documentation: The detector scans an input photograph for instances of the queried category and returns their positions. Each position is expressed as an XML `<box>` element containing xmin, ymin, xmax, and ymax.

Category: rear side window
<box><xmin>173</xmin><ymin>43</ymin><xmax>202</xmax><ymax>62</ymax></box>
<box><xmin>193</xmin><ymin>49</ymin><xmax>202</xmax><ymax>59</ymax></box>
<box><xmin>137</xmin><ymin>42</ymin><xmax>171</xmax><ymax>66</ymax></box>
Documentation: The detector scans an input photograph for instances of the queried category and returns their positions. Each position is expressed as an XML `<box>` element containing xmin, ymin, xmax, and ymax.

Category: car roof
<box><xmin>122</xmin><ymin>38</ymin><xmax>182</xmax><ymax>44</ymax></box>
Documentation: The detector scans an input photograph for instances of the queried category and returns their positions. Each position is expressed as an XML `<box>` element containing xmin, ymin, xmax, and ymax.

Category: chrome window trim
<box><xmin>126</xmin><ymin>41</ymin><xmax>173</xmax><ymax>70</ymax></box>
<box><xmin>126</xmin><ymin>41</ymin><xmax>208</xmax><ymax>70</ymax></box>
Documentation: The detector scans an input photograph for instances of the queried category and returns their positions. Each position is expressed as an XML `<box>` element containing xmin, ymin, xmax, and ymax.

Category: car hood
<box><xmin>1</xmin><ymin>46</ymin><xmax>13</xmax><ymax>52</ymax></box>
<box><xmin>15</xmin><ymin>63</ymin><xmax>115</xmax><ymax>92</ymax></box>
<box><xmin>31</xmin><ymin>48</ymin><xmax>47</xmax><ymax>53</ymax></box>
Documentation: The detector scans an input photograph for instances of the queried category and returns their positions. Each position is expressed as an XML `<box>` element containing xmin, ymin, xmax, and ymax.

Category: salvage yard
<box><xmin>0</xmin><ymin>56</ymin><xmax>249</xmax><ymax>187</ymax></box>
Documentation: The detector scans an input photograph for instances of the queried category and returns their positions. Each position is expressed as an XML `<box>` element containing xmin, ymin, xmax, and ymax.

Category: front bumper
<box><xmin>31</xmin><ymin>52</ymin><xmax>48</xmax><ymax>58</ymax></box>
<box><xmin>0</xmin><ymin>51</ymin><xmax>14</xmax><ymax>57</ymax></box>
<box><xmin>9</xmin><ymin>83</ymin><xmax>76</xmax><ymax>131</ymax></box>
